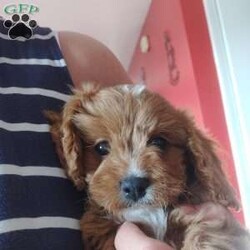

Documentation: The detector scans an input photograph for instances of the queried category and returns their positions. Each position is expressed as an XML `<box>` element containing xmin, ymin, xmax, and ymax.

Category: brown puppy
<box><xmin>47</xmin><ymin>83</ymin><xmax>250</xmax><ymax>250</ymax></box>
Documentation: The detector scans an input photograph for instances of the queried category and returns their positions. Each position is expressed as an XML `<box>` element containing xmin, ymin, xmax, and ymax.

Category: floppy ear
<box><xmin>45</xmin><ymin>84</ymin><xmax>99</xmax><ymax>190</ymax></box>
<box><xmin>186</xmin><ymin>124</ymin><xmax>239</xmax><ymax>210</ymax></box>
<box><xmin>44</xmin><ymin>110</ymin><xmax>66</xmax><ymax>168</ymax></box>
<box><xmin>60</xmin><ymin>83</ymin><xmax>100</xmax><ymax>190</ymax></box>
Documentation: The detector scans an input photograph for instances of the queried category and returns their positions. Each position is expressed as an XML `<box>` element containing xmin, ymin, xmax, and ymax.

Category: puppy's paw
<box><xmin>175</xmin><ymin>202</ymin><xmax>228</xmax><ymax>224</ymax></box>
<box><xmin>168</xmin><ymin>203</ymin><xmax>250</xmax><ymax>250</ymax></box>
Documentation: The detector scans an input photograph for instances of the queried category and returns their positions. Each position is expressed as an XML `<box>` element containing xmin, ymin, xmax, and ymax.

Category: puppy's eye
<box><xmin>147</xmin><ymin>136</ymin><xmax>168</xmax><ymax>150</ymax></box>
<box><xmin>94</xmin><ymin>141</ymin><xmax>110</xmax><ymax>156</ymax></box>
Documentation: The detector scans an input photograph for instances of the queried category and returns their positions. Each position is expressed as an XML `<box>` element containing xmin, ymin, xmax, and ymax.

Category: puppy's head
<box><xmin>54</xmin><ymin>83</ymin><xmax>239</xmax><ymax>213</ymax></box>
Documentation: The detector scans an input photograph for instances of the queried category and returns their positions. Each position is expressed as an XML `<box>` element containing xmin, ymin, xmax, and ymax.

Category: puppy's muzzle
<box><xmin>120</xmin><ymin>176</ymin><xmax>150</xmax><ymax>202</ymax></box>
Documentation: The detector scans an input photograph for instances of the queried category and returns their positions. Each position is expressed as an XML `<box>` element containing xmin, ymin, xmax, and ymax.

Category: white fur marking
<box><xmin>117</xmin><ymin>207</ymin><xmax>168</xmax><ymax>241</ymax></box>
<box><xmin>121</xmin><ymin>84</ymin><xmax>145</xmax><ymax>96</ymax></box>
<box><xmin>127</xmin><ymin>160</ymin><xmax>146</xmax><ymax>178</ymax></box>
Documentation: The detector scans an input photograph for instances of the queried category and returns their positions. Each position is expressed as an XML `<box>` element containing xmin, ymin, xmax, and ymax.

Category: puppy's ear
<box><xmin>61</xmin><ymin>83</ymin><xmax>100</xmax><ymax>190</ymax></box>
<box><xmin>186</xmin><ymin>124</ymin><xmax>239</xmax><ymax>210</ymax></box>
<box><xmin>44</xmin><ymin>110</ymin><xmax>66</xmax><ymax>168</ymax></box>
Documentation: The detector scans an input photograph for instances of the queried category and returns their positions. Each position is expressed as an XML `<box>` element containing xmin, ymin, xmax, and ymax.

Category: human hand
<box><xmin>114</xmin><ymin>221</ymin><xmax>173</xmax><ymax>250</ymax></box>
<box><xmin>115</xmin><ymin>203</ymin><xmax>231</xmax><ymax>250</ymax></box>
<box><xmin>178</xmin><ymin>202</ymin><xmax>230</xmax><ymax>222</ymax></box>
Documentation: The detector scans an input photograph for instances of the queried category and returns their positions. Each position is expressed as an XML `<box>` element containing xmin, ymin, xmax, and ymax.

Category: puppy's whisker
<box><xmin>103</xmin><ymin>195</ymin><xmax>119</xmax><ymax>213</ymax></box>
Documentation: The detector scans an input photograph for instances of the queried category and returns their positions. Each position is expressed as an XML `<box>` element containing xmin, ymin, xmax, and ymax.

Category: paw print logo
<box><xmin>3</xmin><ymin>14</ymin><xmax>37</xmax><ymax>39</ymax></box>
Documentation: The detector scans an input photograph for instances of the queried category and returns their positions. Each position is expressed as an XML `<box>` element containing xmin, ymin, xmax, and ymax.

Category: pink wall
<box><xmin>129</xmin><ymin>0</ymin><xmax>243</xmax><ymax>222</ymax></box>
<box><xmin>0</xmin><ymin>0</ymin><xmax>151</xmax><ymax>70</ymax></box>
<box><xmin>129</xmin><ymin>0</ymin><xmax>203</xmax><ymax>126</ymax></box>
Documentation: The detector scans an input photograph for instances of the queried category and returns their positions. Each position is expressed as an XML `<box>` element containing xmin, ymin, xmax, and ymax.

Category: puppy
<box><xmin>46</xmin><ymin>83</ymin><xmax>250</xmax><ymax>249</ymax></box>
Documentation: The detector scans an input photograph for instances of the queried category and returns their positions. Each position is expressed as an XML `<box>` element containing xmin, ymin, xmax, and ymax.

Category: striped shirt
<box><xmin>0</xmin><ymin>19</ymin><xmax>84</xmax><ymax>249</ymax></box>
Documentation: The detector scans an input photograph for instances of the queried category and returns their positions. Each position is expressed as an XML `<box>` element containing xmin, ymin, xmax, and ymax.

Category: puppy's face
<box><xmin>75</xmin><ymin>85</ymin><xmax>188</xmax><ymax>211</ymax></box>
<box><xmin>58</xmin><ymin>84</ymin><xmax>239</xmax><ymax>214</ymax></box>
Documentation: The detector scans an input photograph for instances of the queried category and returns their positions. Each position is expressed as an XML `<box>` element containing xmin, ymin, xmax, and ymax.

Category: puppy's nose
<box><xmin>120</xmin><ymin>176</ymin><xmax>150</xmax><ymax>202</ymax></box>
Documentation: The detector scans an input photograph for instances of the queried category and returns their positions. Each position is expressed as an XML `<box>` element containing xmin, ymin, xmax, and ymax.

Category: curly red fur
<box><xmin>47</xmin><ymin>83</ymin><xmax>249</xmax><ymax>250</ymax></box>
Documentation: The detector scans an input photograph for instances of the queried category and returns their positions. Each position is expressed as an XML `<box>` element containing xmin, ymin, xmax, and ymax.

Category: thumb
<box><xmin>114</xmin><ymin>222</ymin><xmax>172</xmax><ymax>250</ymax></box>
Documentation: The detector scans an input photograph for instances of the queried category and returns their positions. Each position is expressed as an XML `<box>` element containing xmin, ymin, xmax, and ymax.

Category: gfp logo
<box><xmin>4</xmin><ymin>4</ymin><xmax>39</xmax><ymax>15</ymax></box>
<box><xmin>3</xmin><ymin>4</ymin><xmax>39</xmax><ymax>39</ymax></box>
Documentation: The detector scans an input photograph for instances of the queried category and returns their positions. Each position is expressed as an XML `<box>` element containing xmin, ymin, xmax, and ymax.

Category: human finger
<box><xmin>114</xmin><ymin>221</ymin><xmax>173</xmax><ymax>250</ymax></box>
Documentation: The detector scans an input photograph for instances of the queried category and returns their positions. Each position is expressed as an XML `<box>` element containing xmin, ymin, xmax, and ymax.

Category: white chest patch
<box><xmin>116</xmin><ymin>207</ymin><xmax>168</xmax><ymax>241</ymax></box>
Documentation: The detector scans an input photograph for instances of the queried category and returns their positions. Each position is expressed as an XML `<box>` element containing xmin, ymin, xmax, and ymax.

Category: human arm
<box><xmin>58</xmin><ymin>31</ymin><xmax>132</xmax><ymax>87</ymax></box>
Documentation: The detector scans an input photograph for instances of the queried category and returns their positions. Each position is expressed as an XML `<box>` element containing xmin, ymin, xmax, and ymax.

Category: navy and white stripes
<box><xmin>0</xmin><ymin>19</ymin><xmax>84</xmax><ymax>249</ymax></box>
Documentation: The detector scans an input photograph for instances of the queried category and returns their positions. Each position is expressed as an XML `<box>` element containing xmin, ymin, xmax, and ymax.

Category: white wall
<box><xmin>1</xmin><ymin>0</ymin><xmax>151</xmax><ymax>69</ymax></box>
<box><xmin>204</xmin><ymin>0</ymin><xmax>250</xmax><ymax>228</ymax></box>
